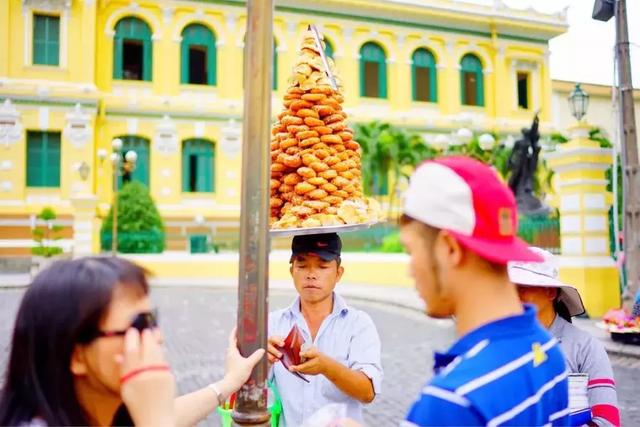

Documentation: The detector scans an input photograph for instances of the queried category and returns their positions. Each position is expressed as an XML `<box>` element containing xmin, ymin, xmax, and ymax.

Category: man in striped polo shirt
<box><xmin>399</xmin><ymin>156</ymin><xmax>569</xmax><ymax>426</ymax></box>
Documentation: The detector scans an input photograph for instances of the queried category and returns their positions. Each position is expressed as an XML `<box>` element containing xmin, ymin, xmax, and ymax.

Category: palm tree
<box><xmin>355</xmin><ymin>121</ymin><xmax>392</xmax><ymax>198</ymax></box>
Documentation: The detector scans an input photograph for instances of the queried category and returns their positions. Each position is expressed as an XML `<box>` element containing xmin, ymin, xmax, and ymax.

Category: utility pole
<box><xmin>232</xmin><ymin>0</ymin><xmax>273</xmax><ymax>425</ymax></box>
<box><xmin>594</xmin><ymin>0</ymin><xmax>639</xmax><ymax>310</ymax></box>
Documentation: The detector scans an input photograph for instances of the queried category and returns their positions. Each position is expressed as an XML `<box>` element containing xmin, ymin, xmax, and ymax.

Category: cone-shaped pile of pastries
<box><xmin>270</xmin><ymin>31</ymin><xmax>381</xmax><ymax>229</ymax></box>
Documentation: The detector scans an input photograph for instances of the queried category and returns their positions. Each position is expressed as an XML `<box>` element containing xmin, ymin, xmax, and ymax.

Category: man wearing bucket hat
<box><xmin>510</xmin><ymin>248</ymin><xmax>620</xmax><ymax>426</ymax></box>
<box><xmin>399</xmin><ymin>156</ymin><xmax>569</xmax><ymax>426</ymax></box>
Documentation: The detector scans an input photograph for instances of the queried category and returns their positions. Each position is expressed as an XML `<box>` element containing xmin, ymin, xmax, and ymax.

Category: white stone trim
<box><xmin>557</xmin><ymin>179</ymin><xmax>609</xmax><ymax>188</ymax></box>
<box><xmin>561</xmin><ymin>237</ymin><xmax>582</xmax><ymax>255</ymax></box>
<box><xmin>558</xmin><ymin>256</ymin><xmax>616</xmax><ymax>268</ymax></box>
<box><xmin>38</xmin><ymin>106</ymin><xmax>49</xmax><ymax>129</ymax></box>
<box><xmin>549</xmin><ymin>162</ymin><xmax>612</xmax><ymax>174</ymax></box>
<box><xmin>583</xmin><ymin>193</ymin><xmax>607</xmax><ymax>209</ymax></box>
<box><xmin>159</xmin><ymin>202</ymin><xmax>240</xmax><ymax>212</ymax></box>
<box><xmin>545</xmin><ymin>147</ymin><xmax>613</xmax><ymax>161</ymax></box>
<box><xmin>0</xmin><ymin>238</ymin><xmax>73</xmax><ymax>250</ymax></box>
<box><xmin>560</xmin><ymin>215</ymin><xmax>580</xmax><ymax>233</ymax></box>
<box><xmin>104</xmin><ymin>6</ymin><xmax>162</xmax><ymax>39</ymax></box>
<box><xmin>585</xmin><ymin>237</ymin><xmax>608</xmax><ymax>255</ymax></box>
<box><xmin>172</xmin><ymin>13</ymin><xmax>225</xmax><ymax>45</ymax></box>
<box><xmin>584</xmin><ymin>215</ymin><xmax>607</xmax><ymax>232</ymax></box>
<box><xmin>560</xmin><ymin>194</ymin><xmax>580</xmax><ymax>211</ymax></box>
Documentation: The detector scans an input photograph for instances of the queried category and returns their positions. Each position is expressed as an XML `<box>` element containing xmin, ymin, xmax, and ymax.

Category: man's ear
<box><xmin>438</xmin><ymin>231</ymin><xmax>463</xmax><ymax>268</ymax></box>
<box><xmin>336</xmin><ymin>264</ymin><xmax>345</xmax><ymax>283</ymax></box>
<box><xmin>70</xmin><ymin>345</ymin><xmax>88</xmax><ymax>377</ymax></box>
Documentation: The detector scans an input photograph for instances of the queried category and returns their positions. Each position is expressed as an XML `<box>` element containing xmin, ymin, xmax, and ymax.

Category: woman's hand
<box><xmin>216</xmin><ymin>328</ymin><xmax>266</xmax><ymax>399</ymax></box>
<box><xmin>118</xmin><ymin>328</ymin><xmax>175</xmax><ymax>427</ymax></box>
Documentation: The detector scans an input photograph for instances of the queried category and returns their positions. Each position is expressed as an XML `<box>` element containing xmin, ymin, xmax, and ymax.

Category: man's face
<box><xmin>290</xmin><ymin>254</ymin><xmax>344</xmax><ymax>304</ymax></box>
<box><xmin>517</xmin><ymin>285</ymin><xmax>556</xmax><ymax>313</ymax></box>
<box><xmin>400</xmin><ymin>222</ymin><xmax>453</xmax><ymax>318</ymax></box>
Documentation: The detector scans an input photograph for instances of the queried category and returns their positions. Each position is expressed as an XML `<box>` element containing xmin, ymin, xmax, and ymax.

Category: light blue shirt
<box><xmin>268</xmin><ymin>293</ymin><xmax>383</xmax><ymax>427</ymax></box>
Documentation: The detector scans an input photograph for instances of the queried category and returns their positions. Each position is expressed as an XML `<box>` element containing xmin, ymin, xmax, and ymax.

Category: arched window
<box><xmin>412</xmin><ymin>48</ymin><xmax>437</xmax><ymax>103</ymax></box>
<box><xmin>360</xmin><ymin>42</ymin><xmax>387</xmax><ymax>98</ymax></box>
<box><xmin>117</xmin><ymin>135</ymin><xmax>150</xmax><ymax>188</ymax></box>
<box><xmin>460</xmin><ymin>54</ymin><xmax>484</xmax><ymax>106</ymax></box>
<box><xmin>182</xmin><ymin>139</ymin><xmax>215</xmax><ymax>192</ymax></box>
<box><xmin>180</xmin><ymin>24</ymin><xmax>216</xmax><ymax>85</ymax></box>
<box><xmin>113</xmin><ymin>17</ymin><xmax>152</xmax><ymax>81</ymax></box>
<box><xmin>324</xmin><ymin>38</ymin><xmax>334</xmax><ymax>59</ymax></box>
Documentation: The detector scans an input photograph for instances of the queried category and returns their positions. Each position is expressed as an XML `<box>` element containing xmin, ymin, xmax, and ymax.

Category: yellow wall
<box><xmin>0</xmin><ymin>0</ymin><xmax>565</xmax><ymax>253</ymax></box>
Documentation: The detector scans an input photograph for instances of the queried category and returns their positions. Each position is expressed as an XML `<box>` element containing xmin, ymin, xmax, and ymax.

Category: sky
<box><xmin>459</xmin><ymin>0</ymin><xmax>640</xmax><ymax>87</ymax></box>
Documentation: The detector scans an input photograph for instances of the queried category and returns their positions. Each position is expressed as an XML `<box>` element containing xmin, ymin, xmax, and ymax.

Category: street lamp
<box><xmin>454</xmin><ymin>127</ymin><xmax>473</xmax><ymax>146</ymax></box>
<box><xmin>109</xmin><ymin>138</ymin><xmax>136</xmax><ymax>256</ymax></box>
<box><xmin>568</xmin><ymin>83</ymin><xmax>589</xmax><ymax>122</ymax></box>
<box><xmin>478</xmin><ymin>133</ymin><xmax>496</xmax><ymax>150</ymax></box>
<box><xmin>432</xmin><ymin>134</ymin><xmax>450</xmax><ymax>151</ymax></box>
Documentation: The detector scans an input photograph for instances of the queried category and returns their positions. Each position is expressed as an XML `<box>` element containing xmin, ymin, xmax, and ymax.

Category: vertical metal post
<box><xmin>615</xmin><ymin>0</ymin><xmax>640</xmax><ymax>308</ymax></box>
<box><xmin>111</xmin><ymin>157</ymin><xmax>118</xmax><ymax>256</ymax></box>
<box><xmin>232</xmin><ymin>0</ymin><xmax>273</xmax><ymax>425</ymax></box>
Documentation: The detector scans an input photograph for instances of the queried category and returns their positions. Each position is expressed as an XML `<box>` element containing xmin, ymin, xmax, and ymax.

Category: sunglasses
<box><xmin>92</xmin><ymin>309</ymin><xmax>159</xmax><ymax>339</ymax></box>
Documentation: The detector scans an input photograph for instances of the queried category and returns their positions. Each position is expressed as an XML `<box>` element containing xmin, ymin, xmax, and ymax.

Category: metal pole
<box><xmin>232</xmin><ymin>0</ymin><xmax>273</xmax><ymax>425</ymax></box>
<box><xmin>111</xmin><ymin>157</ymin><xmax>118</xmax><ymax>256</ymax></box>
<box><xmin>615</xmin><ymin>0</ymin><xmax>640</xmax><ymax>308</ymax></box>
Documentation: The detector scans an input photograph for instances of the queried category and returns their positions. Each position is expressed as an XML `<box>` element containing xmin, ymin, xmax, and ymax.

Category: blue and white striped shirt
<box><xmin>404</xmin><ymin>305</ymin><xmax>569</xmax><ymax>426</ymax></box>
<box><xmin>268</xmin><ymin>293</ymin><xmax>383</xmax><ymax>427</ymax></box>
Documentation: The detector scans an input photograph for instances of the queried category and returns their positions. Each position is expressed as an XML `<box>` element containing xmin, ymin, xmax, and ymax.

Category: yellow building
<box><xmin>0</xmin><ymin>0</ymin><xmax>566</xmax><ymax>255</ymax></box>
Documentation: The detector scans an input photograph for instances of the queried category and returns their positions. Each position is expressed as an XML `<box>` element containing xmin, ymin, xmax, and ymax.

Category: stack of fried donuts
<box><xmin>270</xmin><ymin>31</ymin><xmax>380</xmax><ymax>229</ymax></box>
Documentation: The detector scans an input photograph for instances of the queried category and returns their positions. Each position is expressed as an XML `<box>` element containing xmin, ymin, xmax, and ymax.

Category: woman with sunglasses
<box><xmin>0</xmin><ymin>257</ymin><xmax>264</xmax><ymax>426</ymax></box>
<box><xmin>509</xmin><ymin>248</ymin><xmax>620</xmax><ymax>427</ymax></box>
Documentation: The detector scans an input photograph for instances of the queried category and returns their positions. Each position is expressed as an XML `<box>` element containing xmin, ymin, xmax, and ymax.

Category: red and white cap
<box><xmin>403</xmin><ymin>156</ymin><xmax>543</xmax><ymax>264</ymax></box>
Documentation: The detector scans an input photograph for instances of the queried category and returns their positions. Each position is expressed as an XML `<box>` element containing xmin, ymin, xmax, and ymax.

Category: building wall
<box><xmin>0</xmin><ymin>0</ymin><xmax>566</xmax><ymax>254</ymax></box>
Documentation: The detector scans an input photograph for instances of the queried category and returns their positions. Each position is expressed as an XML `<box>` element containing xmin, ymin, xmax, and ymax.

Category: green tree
<box><xmin>101</xmin><ymin>181</ymin><xmax>165</xmax><ymax>253</ymax></box>
<box><xmin>355</xmin><ymin>121</ymin><xmax>392</xmax><ymax>197</ymax></box>
<box><xmin>32</xmin><ymin>207</ymin><xmax>63</xmax><ymax>257</ymax></box>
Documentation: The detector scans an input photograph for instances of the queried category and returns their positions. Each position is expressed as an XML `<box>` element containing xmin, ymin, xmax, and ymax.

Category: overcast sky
<box><xmin>460</xmin><ymin>0</ymin><xmax>640</xmax><ymax>87</ymax></box>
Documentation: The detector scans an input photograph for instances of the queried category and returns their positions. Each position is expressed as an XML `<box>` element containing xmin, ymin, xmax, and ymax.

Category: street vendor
<box><xmin>510</xmin><ymin>247</ymin><xmax>621</xmax><ymax>426</ymax></box>
<box><xmin>267</xmin><ymin>233</ymin><xmax>383</xmax><ymax>426</ymax></box>
<box><xmin>399</xmin><ymin>156</ymin><xmax>569</xmax><ymax>426</ymax></box>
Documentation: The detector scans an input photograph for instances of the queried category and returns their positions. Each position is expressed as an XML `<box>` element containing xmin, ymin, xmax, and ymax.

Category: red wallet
<box><xmin>276</xmin><ymin>324</ymin><xmax>310</xmax><ymax>383</ymax></box>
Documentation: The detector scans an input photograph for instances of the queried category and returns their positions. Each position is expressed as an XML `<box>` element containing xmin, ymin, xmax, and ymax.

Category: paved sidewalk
<box><xmin>3</xmin><ymin>272</ymin><xmax>639</xmax><ymax>358</ymax></box>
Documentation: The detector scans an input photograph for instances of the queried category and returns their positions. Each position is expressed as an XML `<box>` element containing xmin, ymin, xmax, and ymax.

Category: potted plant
<box><xmin>31</xmin><ymin>207</ymin><xmax>64</xmax><ymax>276</ymax></box>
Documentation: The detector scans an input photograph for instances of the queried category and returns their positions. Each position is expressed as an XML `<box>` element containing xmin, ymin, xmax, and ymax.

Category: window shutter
<box><xmin>182</xmin><ymin>142</ymin><xmax>190</xmax><ymax>192</ymax></box>
<box><xmin>27</xmin><ymin>133</ymin><xmax>43</xmax><ymax>186</ymax></box>
<box><xmin>46</xmin><ymin>133</ymin><xmax>61</xmax><ymax>187</ymax></box>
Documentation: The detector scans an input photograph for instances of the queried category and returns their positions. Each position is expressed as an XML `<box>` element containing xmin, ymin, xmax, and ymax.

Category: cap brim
<box><xmin>449</xmin><ymin>231</ymin><xmax>544</xmax><ymax>264</ymax></box>
<box><xmin>509</xmin><ymin>267</ymin><xmax>586</xmax><ymax>317</ymax></box>
<box><xmin>292</xmin><ymin>251</ymin><xmax>339</xmax><ymax>262</ymax></box>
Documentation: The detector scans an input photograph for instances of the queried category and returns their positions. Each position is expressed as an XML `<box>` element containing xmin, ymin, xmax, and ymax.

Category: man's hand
<box><xmin>267</xmin><ymin>335</ymin><xmax>285</xmax><ymax>364</ymax></box>
<box><xmin>289</xmin><ymin>346</ymin><xmax>330</xmax><ymax>376</ymax></box>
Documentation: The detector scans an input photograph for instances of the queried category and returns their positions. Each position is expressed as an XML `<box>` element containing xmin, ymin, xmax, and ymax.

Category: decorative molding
<box><xmin>287</xmin><ymin>21</ymin><xmax>298</xmax><ymax>35</ymax></box>
<box><xmin>21</xmin><ymin>0</ymin><xmax>71</xmax><ymax>11</ymax></box>
<box><xmin>162</xmin><ymin>6</ymin><xmax>174</xmax><ymax>24</ymax></box>
<box><xmin>343</xmin><ymin>27</ymin><xmax>354</xmax><ymax>44</ymax></box>
<box><xmin>38</xmin><ymin>107</ymin><xmax>49</xmax><ymax>129</ymax></box>
<box><xmin>161</xmin><ymin>187</ymin><xmax>171</xmax><ymax>196</ymax></box>
<box><xmin>155</xmin><ymin>115</ymin><xmax>178</xmax><ymax>155</ymax></box>
<box><xmin>225</xmin><ymin>12</ymin><xmax>237</xmax><ymax>31</ymax></box>
<box><xmin>1</xmin><ymin>181</ymin><xmax>12</xmax><ymax>192</ymax></box>
<box><xmin>1</xmin><ymin>160</ymin><xmax>13</xmax><ymax>170</ymax></box>
<box><xmin>221</xmin><ymin>118</ymin><xmax>241</xmax><ymax>158</ymax></box>
<box><xmin>64</xmin><ymin>103</ymin><xmax>92</xmax><ymax>149</ymax></box>
<box><xmin>0</xmin><ymin>99</ymin><xmax>23</xmax><ymax>148</ymax></box>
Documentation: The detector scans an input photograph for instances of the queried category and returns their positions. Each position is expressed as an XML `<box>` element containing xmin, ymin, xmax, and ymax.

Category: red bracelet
<box><xmin>120</xmin><ymin>365</ymin><xmax>171</xmax><ymax>385</ymax></box>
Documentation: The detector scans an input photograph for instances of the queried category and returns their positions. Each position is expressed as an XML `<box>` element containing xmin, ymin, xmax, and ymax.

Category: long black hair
<box><xmin>0</xmin><ymin>257</ymin><xmax>149</xmax><ymax>426</ymax></box>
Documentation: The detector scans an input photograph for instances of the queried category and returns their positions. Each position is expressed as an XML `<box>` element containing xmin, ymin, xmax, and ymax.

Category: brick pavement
<box><xmin>1</xmin><ymin>287</ymin><xmax>639</xmax><ymax>426</ymax></box>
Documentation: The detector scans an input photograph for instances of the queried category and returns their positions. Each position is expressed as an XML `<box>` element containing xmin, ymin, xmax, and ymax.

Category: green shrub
<box><xmin>101</xmin><ymin>182</ymin><xmax>165</xmax><ymax>253</ymax></box>
<box><xmin>31</xmin><ymin>207</ymin><xmax>64</xmax><ymax>257</ymax></box>
<box><xmin>381</xmin><ymin>232</ymin><xmax>404</xmax><ymax>253</ymax></box>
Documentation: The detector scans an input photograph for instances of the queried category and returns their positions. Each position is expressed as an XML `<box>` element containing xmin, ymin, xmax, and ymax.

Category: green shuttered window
<box><xmin>182</xmin><ymin>139</ymin><xmax>215</xmax><ymax>193</ymax></box>
<box><xmin>180</xmin><ymin>24</ymin><xmax>217</xmax><ymax>86</ymax></box>
<box><xmin>359</xmin><ymin>42</ymin><xmax>387</xmax><ymax>98</ymax></box>
<box><xmin>26</xmin><ymin>131</ymin><xmax>61</xmax><ymax>187</ymax></box>
<box><xmin>460</xmin><ymin>54</ymin><xmax>484</xmax><ymax>107</ymax></box>
<box><xmin>113</xmin><ymin>17</ymin><xmax>152</xmax><ymax>81</ymax></box>
<box><xmin>412</xmin><ymin>48</ymin><xmax>437</xmax><ymax>103</ymax></box>
<box><xmin>33</xmin><ymin>14</ymin><xmax>60</xmax><ymax>66</ymax></box>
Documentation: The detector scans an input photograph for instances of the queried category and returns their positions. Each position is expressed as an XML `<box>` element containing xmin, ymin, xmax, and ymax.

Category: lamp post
<box><xmin>106</xmin><ymin>138</ymin><xmax>136</xmax><ymax>256</ymax></box>
<box><xmin>568</xmin><ymin>83</ymin><xmax>589</xmax><ymax>122</ymax></box>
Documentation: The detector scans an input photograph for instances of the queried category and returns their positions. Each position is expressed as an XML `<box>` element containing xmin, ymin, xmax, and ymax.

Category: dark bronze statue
<box><xmin>507</xmin><ymin>113</ymin><xmax>550</xmax><ymax>216</ymax></box>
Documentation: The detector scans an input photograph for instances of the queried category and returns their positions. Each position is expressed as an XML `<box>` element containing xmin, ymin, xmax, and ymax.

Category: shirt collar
<box><xmin>434</xmin><ymin>304</ymin><xmax>539</xmax><ymax>369</ymax></box>
<box><xmin>286</xmin><ymin>292</ymin><xmax>349</xmax><ymax>318</ymax></box>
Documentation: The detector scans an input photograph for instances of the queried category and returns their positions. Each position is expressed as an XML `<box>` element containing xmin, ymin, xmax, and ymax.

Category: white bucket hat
<box><xmin>508</xmin><ymin>247</ymin><xmax>586</xmax><ymax>317</ymax></box>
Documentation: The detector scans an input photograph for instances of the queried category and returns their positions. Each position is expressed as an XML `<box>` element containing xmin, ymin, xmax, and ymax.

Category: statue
<box><xmin>507</xmin><ymin>113</ymin><xmax>550</xmax><ymax>216</ymax></box>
